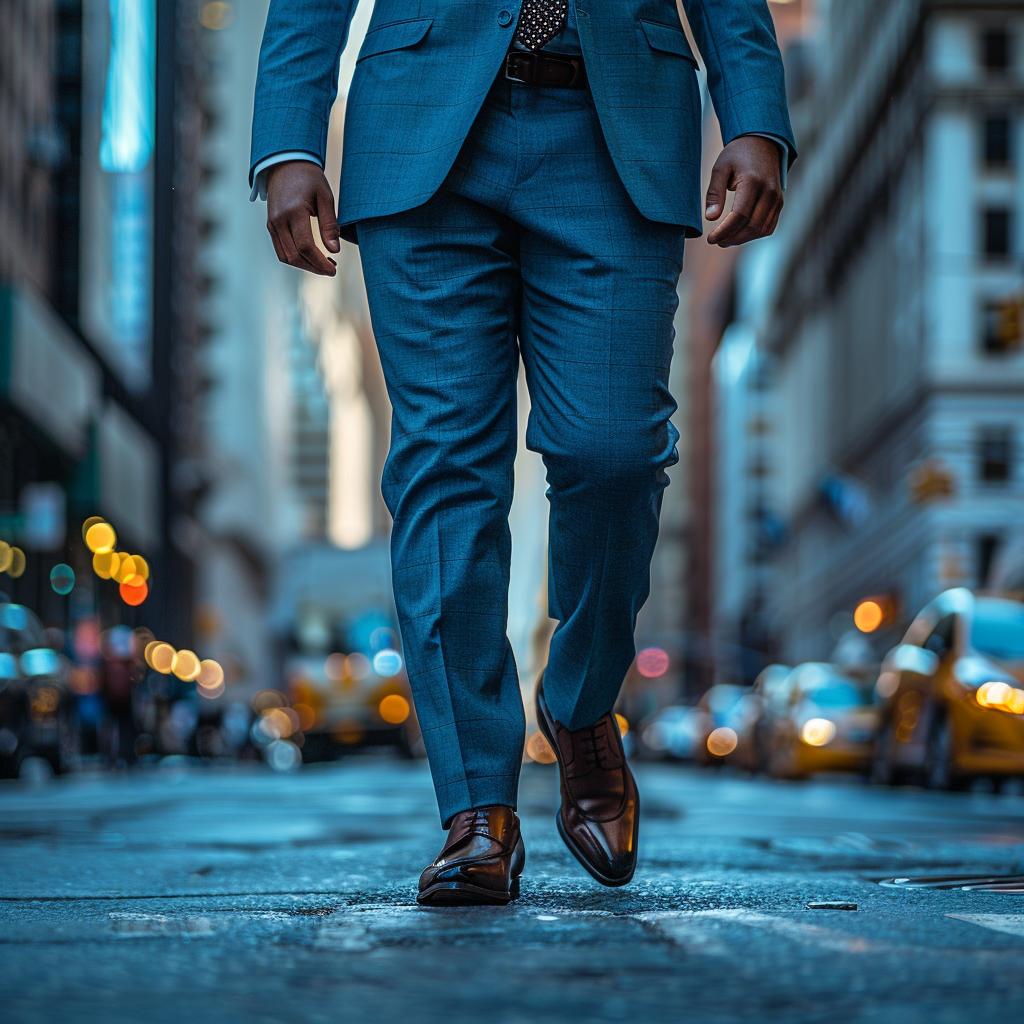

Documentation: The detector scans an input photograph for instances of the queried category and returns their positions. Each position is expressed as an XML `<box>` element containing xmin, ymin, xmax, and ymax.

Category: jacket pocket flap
<box><xmin>357</xmin><ymin>17</ymin><xmax>434</xmax><ymax>61</ymax></box>
<box><xmin>639</xmin><ymin>19</ymin><xmax>698</xmax><ymax>66</ymax></box>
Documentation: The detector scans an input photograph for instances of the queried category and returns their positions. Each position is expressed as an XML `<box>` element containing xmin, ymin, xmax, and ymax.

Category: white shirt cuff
<box><xmin>249</xmin><ymin>152</ymin><xmax>323</xmax><ymax>202</ymax></box>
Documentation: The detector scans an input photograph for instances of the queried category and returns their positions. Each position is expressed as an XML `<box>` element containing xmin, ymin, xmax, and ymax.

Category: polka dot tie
<box><xmin>514</xmin><ymin>0</ymin><xmax>569</xmax><ymax>51</ymax></box>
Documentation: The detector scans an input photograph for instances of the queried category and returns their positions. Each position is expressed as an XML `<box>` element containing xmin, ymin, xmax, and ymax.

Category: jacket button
<box><xmin>498</xmin><ymin>10</ymin><xmax>513</xmax><ymax>27</ymax></box>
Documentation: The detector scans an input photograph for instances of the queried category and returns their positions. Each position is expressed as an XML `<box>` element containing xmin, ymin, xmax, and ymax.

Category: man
<box><xmin>251</xmin><ymin>0</ymin><xmax>795</xmax><ymax>906</ymax></box>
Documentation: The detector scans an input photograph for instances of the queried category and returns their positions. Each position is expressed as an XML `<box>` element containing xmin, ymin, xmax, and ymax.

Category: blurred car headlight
<box><xmin>800</xmin><ymin>717</ymin><xmax>836</xmax><ymax>747</ymax></box>
<box><xmin>976</xmin><ymin>681</ymin><xmax>1024</xmax><ymax>715</ymax></box>
<box><xmin>706</xmin><ymin>727</ymin><xmax>738</xmax><ymax>757</ymax></box>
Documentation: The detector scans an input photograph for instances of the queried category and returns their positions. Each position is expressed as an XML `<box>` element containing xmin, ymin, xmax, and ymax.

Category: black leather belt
<box><xmin>503</xmin><ymin>49</ymin><xmax>588</xmax><ymax>89</ymax></box>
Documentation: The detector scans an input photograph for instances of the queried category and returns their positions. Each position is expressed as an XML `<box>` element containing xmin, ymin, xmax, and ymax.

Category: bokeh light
<box><xmin>636</xmin><ymin>646</ymin><xmax>670</xmax><ymax>679</ymax></box>
<box><xmin>800</xmin><ymin>717</ymin><xmax>837</xmax><ymax>746</ymax></box>
<box><xmin>197</xmin><ymin>659</ymin><xmax>224</xmax><ymax>689</ymax></box>
<box><xmin>171</xmin><ymin>649</ymin><xmax>201</xmax><ymax>681</ymax></box>
<box><xmin>372</xmin><ymin>648</ymin><xmax>403</xmax><ymax>677</ymax></box>
<box><xmin>6</xmin><ymin>547</ymin><xmax>25</xmax><ymax>578</ymax></box>
<box><xmin>346</xmin><ymin>652</ymin><xmax>371</xmax><ymax>681</ymax></box>
<box><xmin>707</xmin><ymin>726</ymin><xmax>738</xmax><ymax>757</ymax></box>
<box><xmin>0</xmin><ymin>542</ymin><xmax>11</xmax><ymax>573</ymax></box>
<box><xmin>199</xmin><ymin>1</ymin><xmax>233</xmax><ymax>31</ymax></box>
<box><xmin>378</xmin><ymin>693</ymin><xmax>410</xmax><ymax>725</ymax></box>
<box><xmin>85</xmin><ymin>521</ymin><xmax>117</xmax><ymax>553</ymax></box>
<box><xmin>615</xmin><ymin>713</ymin><xmax>630</xmax><ymax>737</ymax></box>
<box><xmin>149</xmin><ymin>643</ymin><xmax>176</xmax><ymax>674</ymax></box>
<box><xmin>119</xmin><ymin>579</ymin><xmax>149</xmax><ymax>606</ymax></box>
<box><xmin>81</xmin><ymin>516</ymin><xmax>105</xmax><ymax>540</ymax></box>
<box><xmin>92</xmin><ymin>550</ymin><xmax>121</xmax><ymax>580</ymax></box>
<box><xmin>853</xmin><ymin>599</ymin><xmax>884</xmax><ymax>633</ymax></box>
<box><xmin>525</xmin><ymin>731</ymin><xmax>557</xmax><ymax>764</ymax></box>
<box><xmin>50</xmin><ymin>563</ymin><xmax>76</xmax><ymax>595</ymax></box>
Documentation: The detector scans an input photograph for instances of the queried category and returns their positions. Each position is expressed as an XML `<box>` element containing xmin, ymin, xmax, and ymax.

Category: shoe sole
<box><xmin>536</xmin><ymin>685</ymin><xmax>638</xmax><ymax>888</ymax></box>
<box><xmin>417</xmin><ymin>877</ymin><xmax>520</xmax><ymax>907</ymax></box>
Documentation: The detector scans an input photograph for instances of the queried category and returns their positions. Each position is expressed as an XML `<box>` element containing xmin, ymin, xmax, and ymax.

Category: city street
<box><xmin>3</xmin><ymin>759</ymin><xmax>1024</xmax><ymax>1022</ymax></box>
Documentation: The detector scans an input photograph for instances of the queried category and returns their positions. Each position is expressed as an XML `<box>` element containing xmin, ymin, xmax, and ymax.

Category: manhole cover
<box><xmin>879</xmin><ymin>873</ymin><xmax>1024</xmax><ymax>893</ymax></box>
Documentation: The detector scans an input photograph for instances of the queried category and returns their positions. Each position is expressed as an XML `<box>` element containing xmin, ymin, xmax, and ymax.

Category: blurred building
<box><xmin>0</xmin><ymin>0</ymin><xmax>206</xmax><ymax>646</ymax></box>
<box><xmin>721</xmin><ymin>0</ymin><xmax>1024</xmax><ymax>666</ymax></box>
<box><xmin>683</xmin><ymin>0</ymin><xmax>816</xmax><ymax>692</ymax></box>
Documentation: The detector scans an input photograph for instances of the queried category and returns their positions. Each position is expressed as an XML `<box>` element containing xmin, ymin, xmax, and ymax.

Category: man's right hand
<box><xmin>266</xmin><ymin>161</ymin><xmax>340</xmax><ymax>276</ymax></box>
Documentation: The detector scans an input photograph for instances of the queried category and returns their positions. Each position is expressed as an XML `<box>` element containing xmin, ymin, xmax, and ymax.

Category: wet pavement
<box><xmin>2</xmin><ymin>757</ymin><xmax>1024</xmax><ymax>1022</ymax></box>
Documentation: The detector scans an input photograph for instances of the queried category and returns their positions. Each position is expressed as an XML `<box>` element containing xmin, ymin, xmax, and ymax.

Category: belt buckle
<box><xmin>505</xmin><ymin>51</ymin><xmax>534</xmax><ymax>85</ymax></box>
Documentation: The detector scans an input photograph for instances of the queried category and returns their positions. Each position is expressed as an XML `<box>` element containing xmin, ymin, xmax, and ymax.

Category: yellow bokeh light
<box><xmin>81</xmin><ymin>516</ymin><xmax>106</xmax><ymax>541</ymax></box>
<box><xmin>615</xmin><ymin>713</ymin><xmax>630</xmax><ymax>737</ymax></box>
<box><xmin>293</xmin><ymin>702</ymin><xmax>317</xmax><ymax>731</ymax></box>
<box><xmin>977</xmin><ymin>681</ymin><xmax>1024</xmax><ymax>714</ymax></box>
<box><xmin>113</xmin><ymin>555</ymin><xmax>137</xmax><ymax>584</ymax></box>
<box><xmin>149</xmin><ymin>643</ymin><xmax>176</xmax><ymax>674</ymax></box>
<box><xmin>85</xmin><ymin>521</ymin><xmax>117</xmax><ymax>554</ymax></box>
<box><xmin>197</xmin><ymin>659</ymin><xmax>224</xmax><ymax>689</ymax></box>
<box><xmin>853</xmin><ymin>600</ymin><xmax>884</xmax><ymax>633</ymax></box>
<box><xmin>261</xmin><ymin>707</ymin><xmax>295</xmax><ymax>740</ymax></box>
<box><xmin>378</xmin><ymin>693</ymin><xmax>410</xmax><ymax>725</ymax></box>
<box><xmin>199</xmin><ymin>1</ymin><xmax>233</xmax><ymax>30</ymax></box>
<box><xmin>525</xmin><ymin>731</ymin><xmax>557</xmax><ymax>764</ymax></box>
<box><xmin>7</xmin><ymin>547</ymin><xmax>25</xmax><ymax>578</ymax></box>
<box><xmin>172</xmin><ymin>649</ymin><xmax>201</xmax><ymax>682</ymax></box>
<box><xmin>92</xmin><ymin>550</ymin><xmax>121</xmax><ymax>580</ymax></box>
<box><xmin>127</xmin><ymin>554</ymin><xmax>150</xmax><ymax>583</ymax></box>
<box><xmin>800</xmin><ymin>717</ymin><xmax>837</xmax><ymax>747</ymax></box>
<box><xmin>143</xmin><ymin>640</ymin><xmax>162</xmax><ymax>667</ymax></box>
<box><xmin>0</xmin><ymin>542</ymin><xmax>11</xmax><ymax>573</ymax></box>
<box><xmin>706</xmin><ymin>726</ymin><xmax>738</xmax><ymax>757</ymax></box>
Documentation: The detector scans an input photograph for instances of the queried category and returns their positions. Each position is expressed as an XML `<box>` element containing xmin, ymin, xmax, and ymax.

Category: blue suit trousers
<box><xmin>356</xmin><ymin>72</ymin><xmax>687</xmax><ymax>826</ymax></box>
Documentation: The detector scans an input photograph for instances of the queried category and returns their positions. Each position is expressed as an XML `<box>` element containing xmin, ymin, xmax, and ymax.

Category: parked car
<box><xmin>761</xmin><ymin>662</ymin><xmax>878</xmax><ymax>780</ymax></box>
<box><xmin>732</xmin><ymin>663</ymin><xmax>791</xmax><ymax>773</ymax></box>
<box><xmin>0</xmin><ymin>602</ymin><xmax>78</xmax><ymax>776</ymax></box>
<box><xmin>638</xmin><ymin>704</ymin><xmax>701</xmax><ymax>761</ymax></box>
<box><xmin>871</xmin><ymin>589</ymin><xmax>1024</xmax><ymax>789</ymax></box>
<box><xmin>693</xmin><ymin>684</ymin><xmax>758</xmax><ymax>767</ymax></box>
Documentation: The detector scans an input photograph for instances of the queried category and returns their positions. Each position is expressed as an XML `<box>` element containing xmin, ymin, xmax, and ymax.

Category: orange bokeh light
<box><xmin>120</xmin><ymin>579</ymin><xmax>149</xmax><ymax>606</ymax></box>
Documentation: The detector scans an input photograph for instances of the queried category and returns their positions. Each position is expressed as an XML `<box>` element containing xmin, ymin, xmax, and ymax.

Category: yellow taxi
<box><xmin>871</xmin><ymin>589</ymin><xmax>1024</xmax><ymax>789</ymax></box>
<box><xmin>761</xmin><ymin>663</ymin><xmax>878</xmax><ymax>779</ymax></box>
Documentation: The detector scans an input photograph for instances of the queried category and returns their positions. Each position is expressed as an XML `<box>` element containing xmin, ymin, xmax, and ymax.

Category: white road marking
<box><xmin>946</xmin><ymin>914</ymin><xmax>1024</xmax><ymax>938</ymax></box>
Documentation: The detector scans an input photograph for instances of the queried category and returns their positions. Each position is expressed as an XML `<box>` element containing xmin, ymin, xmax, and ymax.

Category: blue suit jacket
<box><xmin>251</xmin><ymin>1</ymin><xmax>796</xmax><ymax>245</ymax></box>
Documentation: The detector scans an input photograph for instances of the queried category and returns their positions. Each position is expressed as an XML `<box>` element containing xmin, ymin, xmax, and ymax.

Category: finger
<box><xmin>707</xmin><ymin>209</ymin><xmax>750</xmax><ymax>246</ymax></box>
<box><xmin>272</xmin><ymin>216</ymin><xmax>303</xmax><ymax>268</ymax></box>
<box><xmin>762</xmin><ymin>200</ymin><xmax>783</xmax><ymax>239</ymax></box>
<box><xmin>748</xmin><ymin>189</ymin><xmax>779</xmax><ymax>237</ymax></box>
<box><xmin>315</xmin><ymin>185</ymin><xmax>341</xmax><ymax>254</ymax></box>
<box><xmin>708</xmin><ymin>182</ymin><xmax>761</xmax><ymax>246</ymax></box>
<box><xmin>267</xmin><ymin>221</ymin><xmax>288</xmax><ymax>265</ymax></box>
<box><xmin>719</xmin><ymin>225</ymin><xmax>761</xmax><ymax>248</ymax></box>
<box><xmin>288</xmin><ymin>212</ymin><xmax>337</xmax><ymax>276</ymax></box>
<box><xmin>704</xmin><ymin>160</ymin><xmax>732</xmax><ymax>222</ymax></box>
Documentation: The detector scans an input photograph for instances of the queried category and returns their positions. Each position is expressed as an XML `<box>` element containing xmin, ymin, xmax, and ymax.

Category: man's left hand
<box><xmin>705</xmin><ymin>136</ymin><xmax>784</xmax><ymax>248</ymax></box>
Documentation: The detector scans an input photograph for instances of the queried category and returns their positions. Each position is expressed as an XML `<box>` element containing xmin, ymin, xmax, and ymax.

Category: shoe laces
<box><xmin>575</xmin><ymin>717</ymin><xmax>618</xmax><ymax>772</ymax></box>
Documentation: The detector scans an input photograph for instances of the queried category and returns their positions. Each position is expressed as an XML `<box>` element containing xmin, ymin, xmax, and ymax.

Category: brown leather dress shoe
<box><xmin>417</xmin><ymin>805</ymin><xmax>526</xmax><ymax>906</ymax></box>
<box><xmin>536</xmin><ymin>678</ymin><xmax>639</xmax><ymax>887</ymax></box>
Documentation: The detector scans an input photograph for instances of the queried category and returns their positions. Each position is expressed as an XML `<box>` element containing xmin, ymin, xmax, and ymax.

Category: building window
<box><xmin>982</xmin><ymin>114</ymin><xmax>1012</xmax><ymax>168</ymax></box>
<box><xmin>977</xmin><ymin>533</ymin><xmax>1001</xmax><ymax>586</ymax></box>
<box><xmin>981</xmin><ymin>28</ymin><xmax>1012</xmax><ymax>73</ymax></box>
<box><xmin>977</xmin><ymin>425</ymin><xmax>1015</xmax><ymax>483</ymax></box>
<box><xmin>982</xmin><ymin>207</ymin><xmax>1013</xmax><ymax>260</ymax></box>
<box><xmin>981</xmin><ymin>298</ymin><xmax>1023</xmax><ymax>354</ymax></box>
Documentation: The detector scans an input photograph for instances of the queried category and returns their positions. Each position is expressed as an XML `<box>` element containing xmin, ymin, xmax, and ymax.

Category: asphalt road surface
<box><xmin>3</xmin><ymin>756</ymin><xmax>1024</xmax><ymax>1023</ymax></box>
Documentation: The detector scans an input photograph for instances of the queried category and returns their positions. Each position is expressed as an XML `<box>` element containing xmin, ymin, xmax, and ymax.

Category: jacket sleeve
<box><xmin>680</xmin><ymin>0</ymin><xmax>797</xmax><ymax>166</ymax></box>
<box><xmin>249</xmin><ymin>0</ymin><xmax>360</xmax><ymax>187</ymax></box>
